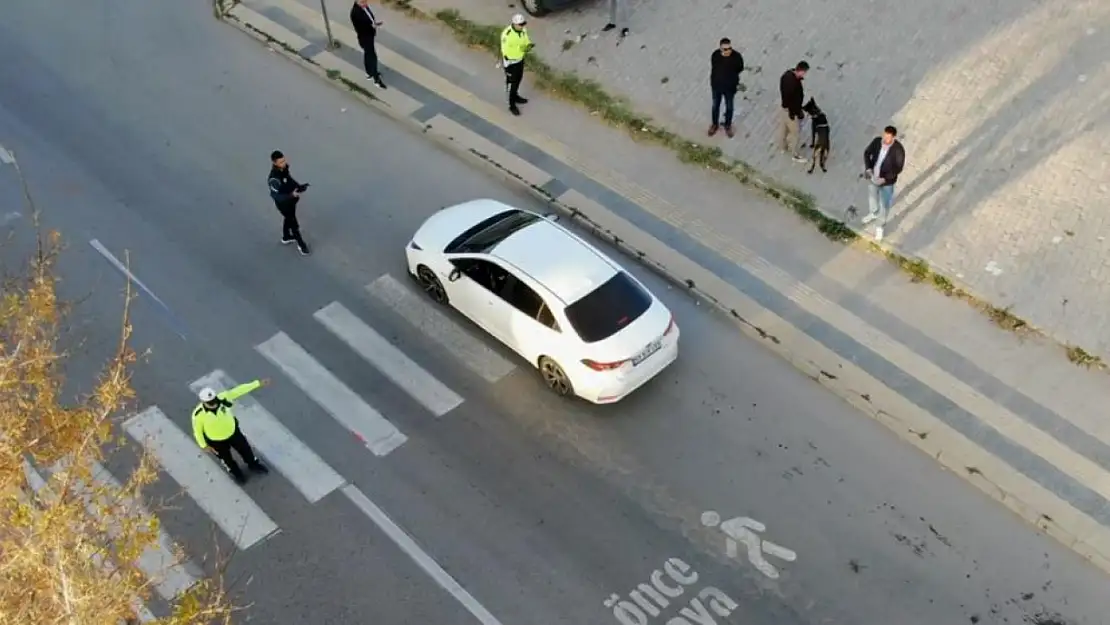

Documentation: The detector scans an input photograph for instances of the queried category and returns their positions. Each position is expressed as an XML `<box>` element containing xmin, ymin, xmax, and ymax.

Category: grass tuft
<box><xmin>1066</xmin><ymin>345</ymin><xmax>1103</xmax><ymax>369</ymax></box>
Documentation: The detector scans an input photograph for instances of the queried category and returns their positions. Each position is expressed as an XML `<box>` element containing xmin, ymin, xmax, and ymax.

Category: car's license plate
<box><xmin>632</xmin><ymin>338</ymin><xmax>663</xmax><ymax>366</ymax></box>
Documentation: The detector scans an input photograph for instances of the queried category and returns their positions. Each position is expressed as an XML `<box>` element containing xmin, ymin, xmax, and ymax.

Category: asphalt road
<box><xmin>1</xmin><ymin>1</ymin><xmax>1107</xmax><ymax>624</ymax></box>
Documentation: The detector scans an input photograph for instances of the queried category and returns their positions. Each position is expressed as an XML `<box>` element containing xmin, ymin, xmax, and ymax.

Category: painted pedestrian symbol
<box><xmin>701</xmin><ymin>511</ymin><xmax>797</xmax><ymax>579</ymax></box>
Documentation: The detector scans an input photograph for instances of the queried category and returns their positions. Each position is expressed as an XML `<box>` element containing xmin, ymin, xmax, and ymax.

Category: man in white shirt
<box><xmin>861</xmin><ymin>125</ymin><xmax>906</xmax><ymax>242</ymax></box>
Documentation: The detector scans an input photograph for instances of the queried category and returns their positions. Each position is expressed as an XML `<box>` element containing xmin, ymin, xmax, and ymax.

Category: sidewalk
<box><xmin>402</xmin><ymin>0</ymin><xmax>1110</xmax><ymax>366</ymax></box>
<box><xmin>219</xmin><ymin>0</ymin><xmax>1110</xmax><ymax>574</ymax></box>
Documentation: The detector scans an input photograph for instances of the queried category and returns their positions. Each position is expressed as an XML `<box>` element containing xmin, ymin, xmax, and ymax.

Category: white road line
<box><xmin>256</xmin><ymin>332</ymin><xmax>408</xmax><ymax>456</ymax></box>
<box><xmin>189</xmin><ymin>370</ymin><xmax>346</xmax><ymax>503</ymax></box>
<box><xmin>22</xmin><ymin>460</ymin><xmax>159</xmax><ymax>623</ymax></box>
<box><xmin>341</xmin><ymin>484</ymin><xmax>504</xmax><ymax>625</ymax></box>
<box><xmin>89</xmin><ymin>239</ymin><xmax>170</xmax><ymax>310</ymax></box>
<box><xmin>0</xmin><ymin>144</ymin><xmax>14</xmax><ymax>164</ymax></box>
<box><xmin>49</xmin><ymin>457</ymin><xmax>200</xmax><ymax>600</ymax></box>
<box><xmin>89</xmin><ymin>239</ymin><xmax>188</xmax><ymax>338</ymax></box>
<box><xmin>366</xmin><ymin>274</ymin><xmax>515</xmax><ymax>383</ymax></box>
<box><xmin>315</xmin><ymin>301</ymin><xmax>464</xmax><ymax>417</ymax></box>
<box><xmin>123</xmin><ymin>406</ymin><xmax>279</xmax><ymax>551</ymax></box>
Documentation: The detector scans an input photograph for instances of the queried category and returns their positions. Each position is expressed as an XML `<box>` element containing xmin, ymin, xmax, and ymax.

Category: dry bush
<box><xmin>0</xmin><ymin>162</ymin><xmax>236</xmax><ymax>624</ymax></box>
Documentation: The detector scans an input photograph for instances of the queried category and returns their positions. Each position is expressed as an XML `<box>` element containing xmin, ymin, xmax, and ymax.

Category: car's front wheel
<box><xmin>520</xmin><ymin>0</ymin><xmax>550</xmax><ymax>17</ymax></box>
<box><xmin>538</xmin><ymin>356</ymin><xmax>574</xmax><ymax>397</ymax></box>
<box><xmin>416</xmin><ymin>265</ymin><xmax>449</xmax><ymax>305</ymax></box>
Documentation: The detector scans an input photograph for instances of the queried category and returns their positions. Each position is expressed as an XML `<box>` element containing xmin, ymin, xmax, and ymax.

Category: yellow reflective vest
<box><xmin>191</xmin><ymin>380</ymin><xmax>261</xmax><ymax>447</ymax></box>
<box><xmin>500</xmin><ymin>26</ymin><xmax>532</xmax><ymax>63</ymax></box>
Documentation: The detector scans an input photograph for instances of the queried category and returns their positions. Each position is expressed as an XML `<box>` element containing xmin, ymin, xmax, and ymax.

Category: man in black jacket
<box><xmin>350</xmin><ymin>0</ymin><xmax>387</xmax><ymax>89</ymax></box>
<box><xmin>268</xmin><ymin>150</ymin><xmax>310</xmax><ymax>256</ymax></box>
<box><xmin>778</xmin><ymin>61</ymin><xmax>808</xmax><ymax>162</ymax></box>
<box><xmin>708</xmin><ymin>38</ymin><xmax>744</xmax><ymax>138</ymax></box>
<box><xmin>861</xmin><ymin>125</ymin><xmax>906</xmax><ymax>242</ymax></box>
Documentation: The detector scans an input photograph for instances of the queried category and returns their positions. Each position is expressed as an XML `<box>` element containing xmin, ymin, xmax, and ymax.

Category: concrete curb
<box><xmin>216</xmin><ymin>3</ymin><xmax>1110</xmax><ymax>576</ymax></box>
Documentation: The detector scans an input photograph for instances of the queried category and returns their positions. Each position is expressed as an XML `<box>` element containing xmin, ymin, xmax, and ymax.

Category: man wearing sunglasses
<box><xmin>708</xmin><ymin>38</ymin><xmax>745</xmax><ymax>138</ymax></box>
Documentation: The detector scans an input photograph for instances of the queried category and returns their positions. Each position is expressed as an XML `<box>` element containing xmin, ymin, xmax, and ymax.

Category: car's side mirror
<box><xmin>448</xmin><ymin>268</ymin><xmax>462</xmax><ymax>282</ymax></box>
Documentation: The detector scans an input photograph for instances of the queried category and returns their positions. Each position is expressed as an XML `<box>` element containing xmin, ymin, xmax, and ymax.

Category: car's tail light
<box><xmin>408</xmin><ymin>240</ymin><xmax>423</xmax><ymax>251</ymax></box>
<box><xmin>581</xmin><ymin>358</ymin><xmax>628</xmax><ymax>371</ymax></box>
<box><xmin>664</xmin><ymin>314</ymin><xmax>677</xmax><ymax>336</ymax></box>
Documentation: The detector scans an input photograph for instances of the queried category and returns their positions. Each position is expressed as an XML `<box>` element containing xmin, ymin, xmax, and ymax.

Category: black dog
<box><xmin>802</xmin><ymin>97</ymin><xmax>830</xmax><ymax>174</ymax></box>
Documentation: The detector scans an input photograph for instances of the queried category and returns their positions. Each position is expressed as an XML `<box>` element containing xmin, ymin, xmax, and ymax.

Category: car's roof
<box><xmin>491</xmin><ymin>220</ymin><xmax>619</xmax><ymax>305</ymax></box>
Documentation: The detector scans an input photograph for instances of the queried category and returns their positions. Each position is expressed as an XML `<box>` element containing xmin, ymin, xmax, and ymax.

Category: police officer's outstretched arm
<box><xmin>220</xmin><ymin>378</ymin><xmax>269</xmax><ymax>402</ymax></box>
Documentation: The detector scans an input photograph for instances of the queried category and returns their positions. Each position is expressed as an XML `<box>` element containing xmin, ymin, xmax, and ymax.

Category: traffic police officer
<box><xmin>192</xmin><ymin>379</ymin><xmax>270</xmax><ymax>484</ymax></box>
<box><xmin>500</xmin><ymin>13</ymin><xmax>533</xmax><ymax>116</ymax></box>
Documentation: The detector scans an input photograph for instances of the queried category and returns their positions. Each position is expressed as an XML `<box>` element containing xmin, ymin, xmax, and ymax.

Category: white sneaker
<box><xmin>875</xmin><ymin>226</ymin><xmax>884</xmax><ymax>242</ymax></box>
<box><xmin>861</xmin><ymin>213</ymin><xmax>878</xmax><ymax>225</ymax></box>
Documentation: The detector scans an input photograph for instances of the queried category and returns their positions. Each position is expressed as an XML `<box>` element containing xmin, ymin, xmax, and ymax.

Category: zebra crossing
<box><xmin>94</xmin><ymin>272</ymin><xmax>518</xmax><ymax>608</ymax></box>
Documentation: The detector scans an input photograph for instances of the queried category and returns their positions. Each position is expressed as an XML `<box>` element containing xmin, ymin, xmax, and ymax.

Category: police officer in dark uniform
<box><xmin>268</xmin><ymin>150</ymin><xmax>311</xmax><ymax>256</ymax></box>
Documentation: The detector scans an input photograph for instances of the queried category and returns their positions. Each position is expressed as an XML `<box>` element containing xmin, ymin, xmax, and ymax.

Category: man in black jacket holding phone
<box><xmin>268</xmin><ymin>150</ymin><xmax>311</xmax><ymax>256</ymax></box>
<box><xmin>861</xmin><ymin>126</ymin><xmax>906</xmax><ymax>242</ymax></box>
<box><xmin>350</xmin><ymin>0</ymin><xmax>387</xmax><ymax>89</ymax></box>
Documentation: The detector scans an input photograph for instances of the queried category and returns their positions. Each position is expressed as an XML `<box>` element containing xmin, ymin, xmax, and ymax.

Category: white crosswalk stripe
<box><xmin>256</xmin><ymin>332</ymin><xmax>409</xmax><ymax>456</ymax></box>
<box><xmin>315</xmin><ymin>301</ymin><xmax>464</xmax><ymax>417</ymax></box>
<box><xmin>366</xmin><ymin>274</ymin><xmax>516</xmax><ymax>383</ymax></box>
<box><xmin>22</xmin><ymin>460</ymin><xmax>165</xmax><ymax>623</ymax></box>
<box><xmin>47</xmin><ymin>457</ymin><xmax>200</xmax><ymax>600</ymax></box>
<box><xmin>189</xmin><ymin>370</ymin><xmax>347</xmax><ymax>503</ymax></box>
<box><xmin>123</xmin><ymin>406</ymin><xmax>280</xmax><ymax>550</ymax></box>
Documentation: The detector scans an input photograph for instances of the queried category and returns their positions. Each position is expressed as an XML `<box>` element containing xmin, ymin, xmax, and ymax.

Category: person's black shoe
<box><xmin>281</xmin><ymin>237</ymin><xmax>295</xmax><ymax>245</ymax></box>
<box><xmin>602</xmin><ymin>22</ymin><xmax>616</xmax><ymax>32</ymax></box>
<box><xmin>374</xmin><ymin>76</ymin><xmax>387</xmax><ymax>90</ymax></box>
<box><xmin>298</xmin><ymin>244</ymin><xmax>311</xmax><ymax>256</ymax></box>
<box><xmin>249</xmin><ymin>460</ymin><xmax>270</xmax><ymax>475</ymax></box>
<box><xmin>620</xmin><ymin>27</ymin><xmax>629</xmax><ymax>38</ymax></box>
<box><xmin>513</xmin><ymin>96</ymin><xmax>529</xmax><ymax>104</ymax></box>
<box><xmin>509</xmin><ymin>104</ymin><xmax>521</xmax><ymax>116</ymax></box>
<box><xmin>230</xmin><ymin>471</ymin><xmax>247</xmax><ymax>485</ymax></box>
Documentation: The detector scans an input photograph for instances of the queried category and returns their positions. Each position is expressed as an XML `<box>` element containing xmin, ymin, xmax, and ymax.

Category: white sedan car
<box><xmin>405</xmin><ymin>199</ymin><xmax>679</xmax><ymax>404</ymax></box>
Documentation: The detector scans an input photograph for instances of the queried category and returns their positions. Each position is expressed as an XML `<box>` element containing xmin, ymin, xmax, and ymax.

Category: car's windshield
<box><xmin>564</xmin><ymin>272</ymin><xmax>652</xmax><ymax>343</ymax></box>
<box><xmin>445</xmin><ymin>209</ymin><xmax>540</xmax><ymax>254</ymax></box>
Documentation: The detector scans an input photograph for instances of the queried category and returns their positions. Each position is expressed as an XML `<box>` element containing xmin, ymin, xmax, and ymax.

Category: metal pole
<box><xmin>319</xmin><ymin>0</ymin><xmax>337</xmax><ymax>49</ymax></box>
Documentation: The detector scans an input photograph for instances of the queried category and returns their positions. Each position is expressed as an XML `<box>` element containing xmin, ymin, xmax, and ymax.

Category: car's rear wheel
<box><xmin>521</xmin><ymin>0</ymin><xmax>550</xmax><ymax>17</ymax></box>
<box><xmin>538</xmin><ymin>356</ymin><xmax>573</xmax><ymax>397</ymax></box>
<box><xmin>416</xmin><ymin>265</ymin><xmax>449</xmax><ymax>305</ymax></box>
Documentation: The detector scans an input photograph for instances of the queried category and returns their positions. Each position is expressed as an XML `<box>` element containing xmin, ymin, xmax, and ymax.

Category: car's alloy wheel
<box><xmin>538</xmin><ymin>357</ymin><xmax>573</xmax><ymax>397</ymax></box>
<box><xmin>520</xmin><ymin>0</ymin><xmax>549</xmax><ymax>17</ymax></box>
<box><xmin>416</xmin><ymin>266</ymin><xmax>449</xmax><ymax>305</ymax></box>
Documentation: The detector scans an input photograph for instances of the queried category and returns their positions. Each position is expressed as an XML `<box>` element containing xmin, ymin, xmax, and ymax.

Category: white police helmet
<box><xmin>198</xmin><ymin>387</ymin><xmax>218</xmax><ymax>402</ymax></box>
<box><xmin>511</xmin><ymin>13</ymin><xmax>526</xmax><ymax>25</ymax></box>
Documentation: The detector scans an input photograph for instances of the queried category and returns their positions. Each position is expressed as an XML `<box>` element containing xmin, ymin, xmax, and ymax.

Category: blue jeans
<box><xmin>711</xmin><ymin>88</ymin><xmax>736</xmax><ymax>126</ymax></box>
<box><xmin>867</xmin><ymin>183</ymin><xmax>895</xmax><ymax>224</ymax></box>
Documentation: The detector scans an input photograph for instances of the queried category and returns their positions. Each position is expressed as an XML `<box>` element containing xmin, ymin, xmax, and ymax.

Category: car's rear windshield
<box><xmin>564</xmin><ymin>272</ymin><xmax>652</xmax><ymax>343</ymax></box>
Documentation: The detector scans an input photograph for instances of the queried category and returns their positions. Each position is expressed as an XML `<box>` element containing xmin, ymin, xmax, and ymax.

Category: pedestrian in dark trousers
<box><xmin>500</xmin><ymin>13</ymin><xmax>534</xmax><ymax>116</ymax></box>
<box><xmin>192</xmin><ymin>380</ymin><xmax>271</xmax><ymax>485</ymax></box>
<box><xmin>350</xmin><ymin>0</ymin><xmax>387</xmax><ymax>89</ymax></box>
<box><xmin>602</xmin><ymin>0</ymin><xmax>629</xmax><ymax>38</ymax></box>
<box><xmin>861</xmin><ymin>125</ymin><xmax>906</xmax><ymax>242</ymax></box>
<box><xmin>268</xmin><ymin>150</ymin><xmax>310</xmax><ymax>256</ymax></box>
<box><xmin>778</xmin><ymin>61</ymin><xmax>809</xmax><ymax>163</ymax></box>
<box><xmin>708</xmin><ymin>38</ymin><xmax>744</xmax><ymax>138</ymax></box>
